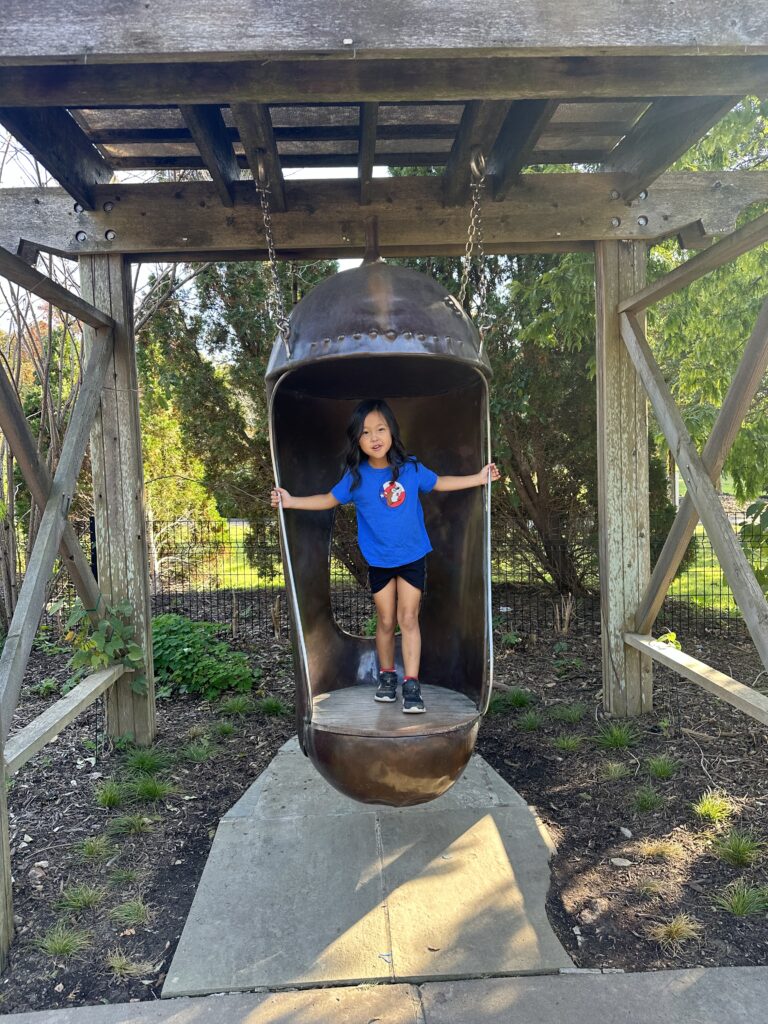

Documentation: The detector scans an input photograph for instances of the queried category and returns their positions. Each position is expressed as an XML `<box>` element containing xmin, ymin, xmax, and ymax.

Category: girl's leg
<box><xmin>396</xmin><ymin>576</ymin><xmax>422</xmax><ymax>679</ymax></box>
<box><xmin>372</xmin><ymin>579</ymin><xmax>397</xmax><ymax>670</ymax></box>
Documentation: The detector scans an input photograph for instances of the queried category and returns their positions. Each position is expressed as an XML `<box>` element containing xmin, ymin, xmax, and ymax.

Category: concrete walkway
<box><xmin>163</xmin><ymin>737</ymin><xmax>571</xmax><ymax>996</ymax></box>
<box><xmin>6</xmin><ymin>968</ymin><xmax>767</xmax><ymax>1024</ymax></box>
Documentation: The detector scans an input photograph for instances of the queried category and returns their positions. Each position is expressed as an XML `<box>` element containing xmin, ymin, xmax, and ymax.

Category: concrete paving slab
<box><xmin>163</xmin><ymin>813</ymin><xmax>392</xmax><ymax>996</ymax></box>
<box><xmin>420</xmin><ymin>967</ymin><xmax>768</xmax><ymax>1023</ymax></box>
<box><xmin>380</xmin><ymin>806</ymin><xmax>571</xmax><ymax>980</ymax></box>
<box><xmin>2</xmin><ymin>985</ymin><xmax>422</xmax><ymax>1024</ymax></box>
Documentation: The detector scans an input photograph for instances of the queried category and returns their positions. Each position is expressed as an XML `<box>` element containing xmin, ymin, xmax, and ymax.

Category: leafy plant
<box><xmin>56</xmin><ymin>884</ymin><xmax>105</xmax><ymax>913</ymax></box>
<box><xmin>646</xmin><ymin>755</ymin><xmax>678</xmax><ymax>780</ymax></box>
<box><xmin>656</xmin><ymin>630</ymin><xmax>682</xmax><ymax>650</ymax></box>
<box><xmin>61</xmin><ymin>599</ymin><xmax>147</xmax><ymax>694</ymax></box>
<box><xmin>692</xmin><ymin>789</ymin><xmax>733</xmax><ymax>824</ymax></box>
<box><xmin>35</xmin><ymin>922</ymin><xmax>91</xmax><ymax>958</ymax></box>
<box><xmin>109</xmin><ymin>898</ymin><xmax>153</xmax><ymax>927</ymax></box>
<box><xmin>633</xmin><ymin>785</ymin><xmax>665</xmax><ymax>813</ymax></box>
<box><xmin>152</xmin><ymin>614</ymin><xmax>253</xmax><ymax>699</ymax></box>
<box><xmin>595</xmin><ymin>722</ymin><xmax>640</xmax><ymax>750</ymax></box>
<box><xmin>362</xmin><ymin>614</ymin><xmax>378</xmax><ymax>637</ymax></box>
<box><xmin>32</xmin><ymin>676</ymin><xmax>60</xmax><ymax>697</ymax></box>
<box><xmin>646</xmin><ymin>913</ymin><xmax>702</xmax><ymax>952</ymax></box>
<box><xmin>711</xmin><ymin>829</ymin><xmax>765</xmax><ymax>868</ymax></box>
<box><xmin>501</xmin><ymin>630</ymin><xmax>522</xmax><ymax>647</ymax></box>
<box><xmin>713</xmin><ymin>881</ymin><xmax>768</xmax><ymax>916</ymax></box>
<box><xmin>553</xmin><ymin>655</ymin><xmax>584</xmax><ymax>677</ymax></box>
<box><xmin>551</xmin><ymin>702</ymin><xmax>587</xmax><ymax>724</ymax></box>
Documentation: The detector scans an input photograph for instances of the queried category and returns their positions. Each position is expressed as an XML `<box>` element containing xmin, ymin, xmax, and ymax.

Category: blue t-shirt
<box><xmin>331</xmin><ymin>459</ymin><xmax>438</xmax><ymax>568</ymax></box>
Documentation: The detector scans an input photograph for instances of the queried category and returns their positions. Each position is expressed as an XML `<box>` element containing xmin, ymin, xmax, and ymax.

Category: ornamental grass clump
<box><xmin>692</xmin><ymin>789</ymin><xmax>733</xmax><ymax>824</ymax></box>
<box><xmin>646</xmin><ymin>913</ymin><xmax>702</xmax><ymax>953</ymax></box>
<box><xmin>595</xmin><ymin>722</ymin><xmax>640</xmax><ymax>750</ymax></box>
<box><xmin>711</xmin><ymin>829</ymin><xmax>765</xmax><ymax>868</ymax></box>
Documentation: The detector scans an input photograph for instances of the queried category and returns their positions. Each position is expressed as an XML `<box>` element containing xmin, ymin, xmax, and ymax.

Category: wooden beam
<box><xmin>6</xmin><ymin>172</ymin><xmax>768</xmax><ymax>260</ymax></box>
<box><xmin>179</xmin><ymin>105</ymin><xmax>239</xmax><ymax>207</ymax></box>
<box><xmin>80</xmin><ymin>255</ymin><xmax>155</xmax><ymax>746</ymax></box>
<box><xmin>4</xmin><ymin>3</ymin><xmax>768</xmax><ymax>60</ymax></box>
<box><xmin>636</xmin><ymin>295</ymin><xmax>768</xmax><ymax>633</ymax></box>
<box><xmin>88</xmin><ymin>123</ymin><xmax>458</xmax><ymax>145</ymax></box>
<box><xmin>4</xmin><ymin>665</ymin><xmax>126</xmax><ymax>775</ymax></box>
<box><xmin>620</xmin><ymin>311</ymin><xmax>768</xmax><ymax>670</ymax></box>
<box><xmin>0</xmin><ymin>363</ymin><xmax>105</xmax><ymax>624</ymax></box>
<box><xmin>0</xmin><ymin>245</ymin><xmax>114</xmax><ymax>329</ymax></box>
<box><xmin>624</xmin><ymin>634</ymin><xmax>768</xmax><ymax>728</ymax></box>
<box><xmin>620</xmin><ymin>209</ymin><xmax>768</xmax><ymax>313</ymax></box>
<box><xmin>0</xmin><ymin>107</ymin><xmax>112</xmax><ymax>211</ymax></box>
<box><xmin>0</xmin><ymin>760</ymin><xmax>11</xmax><ymax>966</ymax></box>
<box><xmin>595</xmin><ymin>241</ymin><xmax>652</xmax><ymax>717</ymax></box>
<box><xmin>358</xmin><ymin>102</ymin><xmax>379</xmax><ymax>206</ymax></box>
<box><xmin>603</xmin><ymin>96</ymin><xmax>740</xmax><ymax>202</ymax></box>
<box><xmin>488</xmin><ymin>100</ymin><xmax>556</xmax><ymax>200</ymax></box>
<box><xmin>0</xmin><ymin>334</ymin><xmax>114</xmax><ymax>741</ymax></box>
<box><xmin>443</xmin><ymin>101</ymin><xmax>511</xmax><ymax>206</ymax></box>
<box><xmin>5</xmin><ymin>56</ymin><xmax>768</xmax><ymax>107</ymax></box>
<box><xmin>230</xmin><ymin>103</ymin><xmax>286</xmax><ymax>213</ymax></box>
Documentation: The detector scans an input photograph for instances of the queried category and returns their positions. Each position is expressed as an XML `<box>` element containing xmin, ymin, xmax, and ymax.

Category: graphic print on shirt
<box><xmin>380</xmin><ymin>479</ymin><xmax>406</xmax><ymax>508</ymax></box>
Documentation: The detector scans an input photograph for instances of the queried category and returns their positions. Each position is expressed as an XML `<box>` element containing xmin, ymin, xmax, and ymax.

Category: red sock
<box><xmin>404</xmin><ymin>676</ymin><xmax>419</xmax><ymax>683</ymax></box>
<box><xmin>380</xmin><ymin>667</ymin><xmax>395</xmax><ymax>674</ymax></box>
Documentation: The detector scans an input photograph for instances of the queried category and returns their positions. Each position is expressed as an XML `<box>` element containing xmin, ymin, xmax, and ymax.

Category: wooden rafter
<box><xmin>0</xmin><ymin>106</ymin><xmax>112</xmax><ymax>210</ymax></box>
<box><xmin>2</xmin><ymin>58</ymin><xmax>768</xmax><ymax>108</ymax></box>
<box><xmin>0</xmin><ymin>333</ymin><xmax>114</xmax><ymax>740</ymax></box>
<box><xmin>87</xmin><ymin>123</ymin><xmax>458</xmax><ymax>145</ymax></box>
<box><xmin>179</xmin><ymin>105</ymin><xmax>239</xmax><ymax>207</ymax></box>
<box><xmin>358</xmin><ymin>102</ymin><xmax>379</xmax><ymax>206</ymax></box>
<box><xmin>0</xmin><ymin>364</ymin><xmax>105</xmax><ymax>625</ymax></box>
<box><xmin>487</xmin><ymin>100</ymin><xmax>556</xmax><ymax>200</ymax></box>
<box><xmin>603</xmin><ymin>96</ymin><xmax>741</xmax><ymax>202</ymax></box>
<box><xmin>231</xmin><ymin>103</ymin><xmax>286</xmax><ymax>212</ymax></box>
<box><xmin>635</xmin><ymin>295</ymin><xmax>768</xmax><ymax>634</ymax></box>
<box><xmin>443</xmin><ymin>101</ymin><xmax>511</xmax><ymax>206</ymax></box>
<box><xmin>620</xmin><ymin>311</ymin><xmax>768</xmax><ymax>671</ymax></box>
<box><xmin>0</xmin><ymin>245</ymin><xmax>114</xmax><ymax>329</ymax></box>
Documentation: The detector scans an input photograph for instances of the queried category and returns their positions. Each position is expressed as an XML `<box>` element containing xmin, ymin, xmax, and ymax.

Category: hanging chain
<box><xmin>255</xmin><ymin>155</ymin><xmax>291</xmax><ymax>357</ymax></box>
<box><xmin>458</xmin><ymin>147</ymin><xmax>494</xmax><ymax>351</ymax></box>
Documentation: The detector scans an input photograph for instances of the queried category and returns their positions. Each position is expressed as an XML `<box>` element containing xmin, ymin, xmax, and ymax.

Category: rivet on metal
<box><xmin>638</xmin><ymin>190</ymin><xmax>648</xmax><ymax>200</ymax></box>
<box><xmin>352</xmin><ymin>332</ymin><xmax>362</xmax><ymax>341</ymax></box>
<box><xmin>384</xmin><ymin>331</ymin><xmax>396</xmax><ymax>341</ymax></box>
<box><xmin>368</xmin><ymin>329</ymin><xmax>378</xmax><ymax>338</ymax></box>
<box><xmin>103</xmin><ymin>201</ymin><xmax>114</xmax><ymax>212</ymax></box>
<box><xmin>403</xmin><ymin>332</ymin><xmax>413</xmax><ymax>339</ymax></box>
<box><xmin>75</xmin><ymin>231</ymin><xmax>87</xmax><ymax>242</ymax></box>
<box><xmin>610</xmin><ymin>190</ymin><xmax>620</xmax><ymax>200</ymax></box>
<box><xmin>74</xmin><ymin>203</ymin><xmax>84</xmax><ymax>213</ymax></box>
<box><xmin>105</xmin><ymin>229</ymin><xmax>116</xmax><ymax>241</ymax></box>
<box><xmin>610</xmin><ymin>217</ymin><xmax>621</xmax><ymax>228</ymax></box>
<box><xmin>337</xmin><ymin>335</ymin><xmax>345</xmax><ymax>342</ymax></box>
<box><xmin>416</xmin><ymin>333</ymin><xmax>426</xmax><ymax>341</ymax></box>
<box><xmin>637</xmin><ymin>215</ymin><xmax>648</xmax><ymax>227</ymax></box>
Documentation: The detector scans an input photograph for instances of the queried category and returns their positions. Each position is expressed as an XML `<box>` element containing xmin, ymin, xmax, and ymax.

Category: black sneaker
<box><xmin>374</xmin><ymin>670</ymin><xmax>398</xmax><ymax>703</ymax></box>
<box><xmin>402</xmin><ymin>678</ymin><xmax>426</xmax><ymax>714</ymax></box>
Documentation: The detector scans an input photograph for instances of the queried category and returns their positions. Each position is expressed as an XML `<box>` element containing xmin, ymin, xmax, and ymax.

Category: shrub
<box><xmin>152</xmin><ymin>614</ymin><xmax>253</xmax><ymax>700</ymax></box>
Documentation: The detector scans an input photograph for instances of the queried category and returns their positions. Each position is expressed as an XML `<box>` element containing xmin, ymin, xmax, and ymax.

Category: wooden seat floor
<box><xmin>311</xmin><ymin>683</ymin><xmax>479</xmax><ymax>737</ymax></box>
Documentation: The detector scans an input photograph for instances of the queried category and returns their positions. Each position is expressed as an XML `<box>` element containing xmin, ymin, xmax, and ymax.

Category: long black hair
<box><xmin>343</xmin><ymin>398</ymin><xmax>413</xmax><ymax>490</ymax></box>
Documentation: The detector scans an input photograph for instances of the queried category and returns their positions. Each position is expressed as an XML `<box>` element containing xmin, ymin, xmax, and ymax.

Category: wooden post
<box><xmin>79</xmin><ymin>255</ymin><xmax>155</xmax><ymax>745</ymax></box>
<box><xmin>595</xmin><ymin>240</ymin><xmax>653</xmax><ymax>716</ymax></box>
<box><xmin>0</xmin><ymin>757</ymin><xmax>12</xmax><ymax>967</ymax></box>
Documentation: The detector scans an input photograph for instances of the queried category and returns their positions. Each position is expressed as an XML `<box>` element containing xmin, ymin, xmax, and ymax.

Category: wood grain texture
<box><xmin>0</xmin><ymin>107</ymin><xmax>112</xmax><ymax>210</ymax></box>
<box><xmin>488</xmin><ymin>100</ymin><xmax>557</xmax><ymax>200</ymax></box>
<box><xmin>312</xmin><ymin>684</ymin><xmax>479</xmax><ymax>737</ymax></box>
<box><xmin>5</xmin><ymin>173</ymin><xmax>768</xmax><ymax>261</ymax></box>
<box><xmin>4</xmin><ymin>665</ymin><xmax>125</xmax><ymax>775</ymax></box>
<box><xmin>595</xmin><ymin>241</ymin><xmax>652</xmax><ymax>718</ymax></box>
<box><xmin>0</xmin><ymin>244</ymin><xmax>113</xmax><ymax>328</ymax></box>
<box><xmin>357</xmin><ymin>102</ymin><xmax>378</xmax><ymax>205</ymax></box>
<box><xmin>2</xmin><ymin>57</ymin><xmax>768</xmax><ymax>107</ymax></box>
<box><xmin>443</xmin><ymin>101</ymin><xmax>510</xmax><ymax>206</ymax></box>
<box><xmin>231</xmin><ymin>103</ymin><xmax>286</xmax><ymax>212</ymax></box>
<box><xmin>621</xmin><ymin>311</ymin><xmax>768</xmax><ymax>672</ymax></box>
<box><xmin>0</xmin><ymin>759</ymin><xmax>12</xmax><ymax>966</ymax></box>
<box><xmin>3</xmin><ymin>2</ymin><xmax>768</xmax><ymax>60</ymax></box>
<box><xmin>625</xmin><ymin>634</ymin><xmax>768</xmax><ymax>727</ymax></box>
<box><xmin>80</xmin><ymin>255</ymin><xmax>155</xmax><ymax>746</ymax></box>
<box><xmin>179</xmin><ymin>105</ymin><xmax>239</xmax><ymax>207</ymax></box>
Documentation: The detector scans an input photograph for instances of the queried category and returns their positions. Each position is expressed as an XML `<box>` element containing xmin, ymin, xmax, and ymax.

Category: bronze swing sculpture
<box><xmin>265</xmin><ymin>161</ymin><xmax>494</xmax><ymax>807</ymax></box>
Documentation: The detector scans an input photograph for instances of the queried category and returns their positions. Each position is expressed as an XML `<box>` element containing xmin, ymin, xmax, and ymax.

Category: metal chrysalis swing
<box><xmin>263</xmin><ymin>153</ymin><xmax>494</xmax><ymax>806</ymax></box>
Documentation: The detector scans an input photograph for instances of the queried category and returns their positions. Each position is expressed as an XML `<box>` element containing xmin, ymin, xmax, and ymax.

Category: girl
<box><xmin>271</xmin><ymin>398</ymin><xmax>499</xmax><ymax>714</ymax></box>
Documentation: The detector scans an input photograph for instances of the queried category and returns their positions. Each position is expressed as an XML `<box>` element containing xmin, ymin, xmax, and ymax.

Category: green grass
<box><xmin>518</xmin><ymin>710</ymin><xmax>543</xmax><ymax>732</ymax></box>
<box><xmin>178</xmin><ymin>740</ymin><xmax>219</xmax><ymax>763</ymax></box>
<box><xmin>125</xmin><ymin>774</ymin><xmax>176</xmax><ymax>803</ymax></box>
<box><xmin>711</xmin><ymin>829</ymin><xmax>765</xmax><ymax>868</ymax></box>
<box><xmin>215</xmin><ymin>721</ymin><xmax>236</xmax><ymax>738</ymax></box>
<box><xmin>106</xmin><ymin>947</ymin><xmax>154</xmax><ymax>981</ymax></box>
<box><xmin>217</xmin><ymin>695</ymin><xmax>255</xmax><ymax>717</ymax></box>
<box><xmin>488</xmin><ymin>688</ymin><xmax>534</xmax><ymax>715</ymax></box>
<box><xmin>95</xmin><ymin>779</ymin><xmax>126</xmax><ymax>809</ymax></box>
<box><xmin>108</xmin><ymin>868</ymin><xmax>141</xmax><ymax>888</ymax></box>
<box><xmin>107</xmin><ymin>813</ymin><xmax>155</xmax><ymax>837</ymax></box>
<box><xmin>595</xmin><ymin>722</ymin><xmax>640</xmax><ymax>750</ymax></box>
<box><xmin>633</xmin><ymin>785</ymin><xmax>665</xmax><ymax>813</ymax></box>
<box><xmin>646</xmin><ymin>755</ymin><xmax>679</xmax><ymax>780</ymax></box>
<box><xmin>79</xmin><ymin>835</ymin><xmax>116</xmax><ymax>863</ymax></box>
<box><xmin>713</xmin><ymin>881</ymin><xmax>768</xmax><ymax>916</ymax></box>
<box><xmin>109</xmin><ymin>898</ymin><xmax>153</xmax><ymax>928</ymax></box>
<box><xmin>692</xmin><ymin>789</ymin><xmax>734</xmax><ymax>824</ymax></box>
<box><xmin>600</xmin><ymin>760</ymin><xmax>631</xmax><ymax>782</ymax></box>
<box><xmin>552</xmin><ymin>735</ymin><xmax>583</xmax><ymax>753</ymax></box>
<box><xmin>646</xmin><ymin>913</ymin><xmax>702</xmax><ymax>952</ymax></box>
<box><xmin>55</xmin><ymin>884</ymin><xmax>105</xmax><ymax>913</ymax></box>
<box><xmin>35</xmin><ymin>922</ymin><xmax>91</xmax><ymax>958</ymax></box>
<box><xmin>257</xmin><ymin>696</ymin><xmax>290</xmax><ymax>717</ymax></box>
<box><xmin>551</xmin><ymin>702</ymin><xmax>587</xmax><ymax>724</ymax></box>
<box><xmin>122</xmin><ymin>746</ymin><xmax>173</xmax><ymax>776</ymax></box>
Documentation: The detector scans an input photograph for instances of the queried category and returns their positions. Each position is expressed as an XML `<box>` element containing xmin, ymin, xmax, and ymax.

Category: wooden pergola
<box><xmin>1</xmin><ymin>0</ymin><xmax>768</xmax><ymax>961</ymax></box>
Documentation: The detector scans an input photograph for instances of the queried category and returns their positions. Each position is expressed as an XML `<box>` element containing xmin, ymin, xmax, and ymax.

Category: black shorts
<box><xmin>369</xmin><ymin>557</ymin><xmax>427</xmax><ymax>595</ymax></box>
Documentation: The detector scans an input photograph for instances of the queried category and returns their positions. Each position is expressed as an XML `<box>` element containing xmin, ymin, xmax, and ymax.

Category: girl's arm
<box><xmin>433</xmin><ymin>462</ymin><xmax>500</xmax><ymax>492</ymax></box>
<box><xmin>271</xmin><ymin>487</ymin><xmax>340</xmax><ymax>511</ymax></box>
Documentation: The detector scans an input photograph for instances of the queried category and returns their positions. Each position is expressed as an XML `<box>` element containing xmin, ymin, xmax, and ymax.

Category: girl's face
<box><xmin>358</xmin><ymin>410</ymin><xmax>392</xmax><ymax>465</ymax></box>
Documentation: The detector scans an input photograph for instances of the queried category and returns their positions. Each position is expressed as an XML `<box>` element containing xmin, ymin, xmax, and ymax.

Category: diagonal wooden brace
<box><xmin>621</xmin><ymin>311</ymin><xmax>768</xmax><ymax>670</ymax></box>
<box><xmin>635</xmin><ymin>295</ymin><xmax>768</xmax><ymax>633</ymax></box>
<box><xmin>0</xmin><ymin>364</ymin><xmax>104</xmax><ymax>624</ymax></box>
<box><xmin>0</xmin><ymin>332</ymin><xmax>114</xmax><ymax>740</ymax></box>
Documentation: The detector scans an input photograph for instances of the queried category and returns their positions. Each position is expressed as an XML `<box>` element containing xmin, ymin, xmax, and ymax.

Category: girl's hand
<box><xmin>271</xmin><ymin>486</ymin><xmax>291</xmax><ymax>509</ymax></box>
<box><xmin>482</xmin><ymin>463</ymin><xmax>501</xmax><ymax>484</ymax></box>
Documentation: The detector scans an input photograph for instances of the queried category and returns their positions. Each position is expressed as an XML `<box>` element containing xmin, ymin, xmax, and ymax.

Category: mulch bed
<box><xmin>2</xmin><ymin>615</ymin><xmax>767</xmax><ymax>1012</ymax></box>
